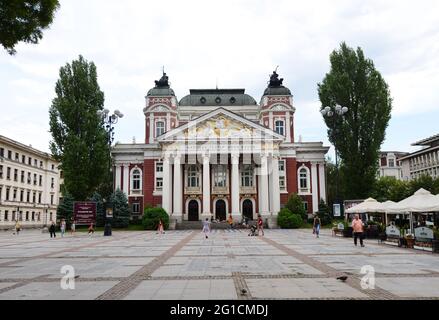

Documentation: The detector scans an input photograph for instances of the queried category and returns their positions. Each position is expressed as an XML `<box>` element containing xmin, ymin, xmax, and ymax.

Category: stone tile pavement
<box><xmin>0</xmin><ymin>228</ymin><xmax>438</xmax><ymax>300</ymax></box>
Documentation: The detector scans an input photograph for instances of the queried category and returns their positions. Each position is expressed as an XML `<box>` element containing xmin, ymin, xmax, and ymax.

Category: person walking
<box><xmin>88</xmin><ymin>223</ymin><xmax>95</xmax><ymax>236</ymax></box>
<box><xmin>257</xmin><ymin>214</ymin><xmax>264</xmax><ymax>236</ymax></box>
<box><xmin>49</xmin><ymin>221</ymin><xmax>56</xmax><ymax>238</ymax></box>
<box><xmin>313</xmin><ymin>215</ymin><xmax>321</xmax><ymax>238</ymax></box>
<box><xmin>227</xmin><ymin>214</ymin><xmax>234</xmax><ymax>230</ymax></box>
<box><xmin>352</xmin><ymin>214</ymin><xmax>365</xmax><ymax>247</ymax></box>
<box><xmin>157</xmin><ymin>218</ymin><xmax>165</xmax><ymax>234</ymax></box>
<box><xmin>60</xmin><ymin>219</ymin><xmax>66</xmax><ymax>238</ymax></box>
<box><xmin>15</xmin><ymin>220</ymin><xmax>21</xmax><ymax>235</ymax></box>
<box><xmin>70</xmin><ymin>220</ymin><xmax>76</xmax><ymax>235</ymax></box>
<box><xmin>202</xmin><ymin>218</ymin><xmax>211</xmax><ymax>239</ymax></box>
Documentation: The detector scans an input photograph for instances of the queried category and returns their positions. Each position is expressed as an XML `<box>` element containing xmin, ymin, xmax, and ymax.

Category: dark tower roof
<box><xmin>147</xmin><ymin>72</ymin><xmax>175</xmax><ymax>96</ymax></box>
<box><xmin>263</xmin><ymin>70</ymin><xmax>292</xmax><ymax>96</ymax></box>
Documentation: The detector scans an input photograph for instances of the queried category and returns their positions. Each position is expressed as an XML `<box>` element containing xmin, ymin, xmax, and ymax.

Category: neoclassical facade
<box><xmin>112</xmin><ymin>72</ymin><xmax>329</xmax><ymax>226</ymax></box>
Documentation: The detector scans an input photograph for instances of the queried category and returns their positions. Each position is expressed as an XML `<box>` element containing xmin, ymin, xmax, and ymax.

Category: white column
<box><xmin>271</xmin><ymin>156</ymin><xmax>281</xmax><ymax>215</ymax></box>
<box><xmin>311</xmin><ymin>162</ymin><xmax>319</xmax><ymax>213</ymax></box>
<box><xmin>162</xmin><ymin>155</ymin><xmax>171</xmax><ymax>213</ymax></box>
<box><xmin>260</xmin><ymin>155</ymin><xmax>269</xmax><ymax>216</ymax></box>
<box><xmin>115</xmin><ymin>164</ymin><xmax>122</xmax><ymax>190</ymax></box>
<box><xmin>286</xmin><ymin>112</ymin><xmax>291</xmax><ymax>143</ymax></box>
<box><xmin>318</xmin><ymin>163</ymin><xmax>326</xmax><ymax>203</ymax></box>
<box><xmin>269</xmin><ymin>112</ymin><xmax>274</xmax><ymax>130</ymax></box>
<box><xmin>231</xmin><ymin>154</ymin><xmax>240</xmax><ymax>219</ymax></box>
<box><xmin>173</xmin><ymin>156</ymin><xmax>182</xmax><ymax>222</ymax></box>
<box><xmin>268</xmin><ymin>157</ymin><xmax>273</xmax><ymax>213</ymax></box>
<box><xmin>149</xmin><ymin>113</ymin><xmax>154</xmax><ymax>144</ymax></box>
<box><xmin>123</xmin><ymin>165</ymin><xmax>129</xmax><ymax>196</ymax></box>
<box><xmin>202</xmin><ymin>155</ymin><xmax>211</xmax><ymax>217</ymax></box>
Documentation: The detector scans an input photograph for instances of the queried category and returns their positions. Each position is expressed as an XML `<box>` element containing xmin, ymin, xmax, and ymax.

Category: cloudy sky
<box><xmin>1</xmin><ymin>0</ymin><xmax>438</xmax><ymax>157</ymax></box>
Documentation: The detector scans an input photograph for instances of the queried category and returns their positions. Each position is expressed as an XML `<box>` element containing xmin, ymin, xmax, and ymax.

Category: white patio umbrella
<box><xmin>345</xmin><ymin>198</ymin><xmax>383</xmax><ymax>214</ymax></box>
<box><xmin>387</xmin><ymin>188</ymin><xmax>439</xmax><ymax>213</ymax></box>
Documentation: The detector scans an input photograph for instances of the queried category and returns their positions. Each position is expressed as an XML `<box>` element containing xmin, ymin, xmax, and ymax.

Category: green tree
<box><xmin>89</xmin><ymin>192</ymin><xmax>105</xmax><ymax>227</ymax></box>
<box><xmin>277</xmin><ymin>208</ymin><xmax>303</xmax><ymax>229</ymax></box>
<box><xmin>0</xmin><ymin>0</ymin><xmax>60</xmax><ymax>54</ymax></box>
<box><xmin>317</xmin><ymin>199</ymin><xmax>332</xmax><ymax>225</ymax></box>
<box><xmin>109</xmin><ymin>189</ymin><xmax>130</xmax><ymax>228</ymax></box>
<box><xmin>408</xmin><ymin>174</ymin><xmax>435</xmax><ymax>195</ymax></box>
<box><xmin>286</xmin><ymin>193</ymin><xmax>307</xmax><ymax>220</ymax></box>
<box><xmin>56</xmin><ymin>192</ymin><xmax>74</xmax><ymax>223</ymax></box>
<box><xmin>49</xmin><ymin>55</ymin><xmax>110</xmax><ymax>200</ymax></box>
<box><xmin>318</xmin><ymin>42</ymin><xmax>392</xmax><ymax>199</ymax></box>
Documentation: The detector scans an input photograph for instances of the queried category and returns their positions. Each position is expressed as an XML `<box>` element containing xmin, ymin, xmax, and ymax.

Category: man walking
<box><xmin>352</xmin><ymin>214</ymin><xmax>365</xmax><ymax>247</ymax></box>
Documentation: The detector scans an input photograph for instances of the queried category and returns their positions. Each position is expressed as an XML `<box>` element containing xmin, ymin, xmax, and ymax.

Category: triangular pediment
<box><xmin>157</xmin><ymin>108</ymin><xmax>285</xmax><ymax>143</ymax></box>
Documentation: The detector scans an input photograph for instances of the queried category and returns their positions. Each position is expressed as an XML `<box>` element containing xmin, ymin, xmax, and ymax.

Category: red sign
<box><xmin>73</xmin><ymin>202</ymin><xmax>97</xmax><ymax>225</ymax></box>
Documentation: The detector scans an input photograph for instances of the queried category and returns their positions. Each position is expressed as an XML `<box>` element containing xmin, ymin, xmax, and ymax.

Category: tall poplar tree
<box><xmin>49</xmin><ymin>55</ymin><xmax>110</xmax><ymax>200</ymax></box>
<box><xmin>318</xmin><ymin>42</ymin><xmax>392</xmax><ymax>199</ymax></box>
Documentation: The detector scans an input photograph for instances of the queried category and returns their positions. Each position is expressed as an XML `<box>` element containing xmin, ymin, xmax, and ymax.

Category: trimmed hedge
<box><xmin>278</xmin><ymin>208</ymin><xmax>303</xmax><ymax>229</ymax></box>
<box><xmin>142</xmin><ymin>207</ymin><xmax>169</xmax><ymax>230</ymax></box>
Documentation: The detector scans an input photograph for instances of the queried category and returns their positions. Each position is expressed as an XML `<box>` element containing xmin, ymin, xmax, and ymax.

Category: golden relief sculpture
<box><xmin>185</xmin><ymin>116</ymin><xmax>255</xmax><ymax>139</ymax></box>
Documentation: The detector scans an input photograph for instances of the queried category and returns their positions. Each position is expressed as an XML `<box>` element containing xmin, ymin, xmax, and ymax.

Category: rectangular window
<box><xmin>132</xmin><ymin>203</ymin><xmax>140</xmax><ymax>214</ymax></box>
<box><xmin>28</xmin><ymin>157</ymin><xmax>32</xmax><ymax>165</ymax></box>
<box><xmin>241</xmin><ymin>165</ymin><xmax>254</xmax><ymax>187</ymax></box>
<box><xmin>156</xmin><ymin>177</ymin><xmax>163</xmax><ymax>190</ymax></box>
<box><xmin>21</xmin><ymin>170</ymin><xmax>25</xmax><ymax>183</ymax></box>
<box><xmin>40</xmin><ymin>161</ymin><xmax>43</xmax><ymax>168</ymax></box>
<box><xmin>279</xmin><ymin>160</ymin><xmax>286</xmax><ymax>191</ymax></box>
<box><xmin>0</xmin><ymin>148</ymin><xmax>4</xmax><ymax>157</ymax></box>
<box><xmin>156</xmin><ymin>163</ymin><xmax>163</xmax><ymax>172</ymax></box>
<box><xmin>6</xmin><ymin>187</ymin><xmax>10</xmax><ymax>200</ymax></box>
<box><xmin>155</xmin><ymin>121</ymin><xmax>165</xmax><ymax>137</ymax></box>
<box><xmin>20</xmin><ymin>190</ymin><xmax>24</xmax><ymax>202</ymax></box>
<box><xmin>51</xmin><ymin>164</ymin><xmax>55</xmax><ymax>170</ymax></box>
<box><xmin>214</xmin><ymin>165</ymin><xmax>227</xmax><ymax>187</ymax></box>
<box><xmin>15</xmin><ymin>153</ymin><xmax>19</xmax><ymax>161</ymax></box>
<box><xmin>22</xmin><ymin>155</ymin><xmax>26</xmax><ymax>163</ymax></box>
<box><xmin>33</xmin><ymin>192</ymin><xmax>36</xmax><ymax>203</ymax></box>
<box><xmin>279</xmin><ymin>176</ymin><xmax>286</xmax><ymax>190</ymax></box>
<box><xmin>303</xmin><ymin>201</ymin><xmax>308</xmax><ymax>212</ymax></box>
<box><xmin>38</xmin><ymin>193</ymin><xmax>42</xmax><ymax>204</ymax></box>
<box><xmin>51</xmin><ymin>195</ymin><xmax>54</xmax><ymax>205</ymax></box>
<box><xmin>13</xmin><ymin>189</ymin><xmax>17</xmax><ymax>200</ymax></box>
<box><xmin>51</xmin><ymin>178</ymin><xmax>54</xmax><ymax>188</ymax></box>
<box><xmin>39</xmin><ymin>175</ymin><xmax>42</xmax><ymax>186</ymax></box>
<box><xmin>27</xmin><ymin>172</ymin><xmax>31</xmax><ymax>184</ymax></box>
<box><xmin>12</xmin><ymin>211</ymin><xmax>15</xmax><ymax>221</ymax></box>
<box><xmin>27</xmin><ymin>191</ymin><xmax>30</xmax><ymax>202</ymax></box>
<box><xmin>8</xmin><ymin>150</ymin><xmax>12</xmax><ymax>159</ymax></box>
<box><xmin>0</xmin><ymin>165</ymin><xmax>3</xmax><ymax>179</ymax></box>
<box><xmin>5</xmin><ymin>210</ymin><xmax>8</xmax><ymax>221</ymax></box>
<box><xmin>14</xmin><ymin>169</ymin><xmax>18</xmax><ymax>181</ymax></box>
<box><xmin>32</xmin><ymin>212</ymin><xmax>35</xmax><ymax>221</ymax></box>
<box><xmin>26</xmin><ymin>211</ymin><xmax>29</xmax><ymax>221</ymax></box>
<box><xmin>389</xmin><ymin>159</ymin><xmax>395</xmax><ymax>167</ymax></box>
<box><xmin>34</xmin><ymin>174</ymin><xmax>37</xmax><ymax>185</ymax></box>
<box><xmin>34</xmin><ymin>159</ymin><xmax>38</xmax><ymax>167</ymax></box>
<box><xmin>7</xmin><ymin>167</ymin><xmax>11</xmax><ymax>180</ymax></box>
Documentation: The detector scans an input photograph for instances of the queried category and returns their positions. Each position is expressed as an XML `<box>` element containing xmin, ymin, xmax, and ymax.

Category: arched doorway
<box><xmin>188</xmin><ymin>200</ymin><xmax>199</xmax><ymax>221</ymax></box>
<box><xmin>215</xmin><ymin>199</ymin><xmax>226</xmax><ymax>221</ymax></box>
<box><xmin>242</xmin><ymin>199</ymin><xmax>253</xmax><ymax>220</ymax></box>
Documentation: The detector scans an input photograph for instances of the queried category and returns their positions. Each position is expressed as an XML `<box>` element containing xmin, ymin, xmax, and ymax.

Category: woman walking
<box><xmin>88</xmin><ymin>223</ymin><xmax>95</xmax><ymax>236</ymax></box>
<box><xmin>313</xmin><ymin>214</ymin><xmax>321</xmax><ymax>238</ymax></box>
<box><xmin>202</xmin><ymin>218</ymin><xmax>211</xmax><ymax>239</ymax></box>
<box><xmin>70</xmin><ymin>220</ymin><xmax>76</xmax><ymax>235</ymax></box>
<box><xmin>257</xmin><ymin>214</ymin><xmax>264</xmax><ymax>236</ymax></box>
<box><xmin>15</xmin><ymin>220</ymin><xmax>21</xmax><ymax>235</ymax></box>
<box><xmin>60</xmin><ymin>219</ymin><xmax>66</xmax><ymax>238</ymax></box>
<box><xmin>157</xmin><ymin>218</ymin><xmax>165</xmax><ymax>234</ymax></box>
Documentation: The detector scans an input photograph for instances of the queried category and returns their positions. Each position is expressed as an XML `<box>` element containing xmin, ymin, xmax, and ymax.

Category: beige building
<box><xmin>399</xmin><ymin>134</ymin><xmax>439</xmax><ymax>181</ymax></box>
<box><xmin>378</xmin><ymin>151</ymin><xmax>409</xmax><ymax>180</ymax></box>
<box><xmin>0</xmin><ymin>135</ymin><xmax>60</xmax><ymax>230</ymax></box>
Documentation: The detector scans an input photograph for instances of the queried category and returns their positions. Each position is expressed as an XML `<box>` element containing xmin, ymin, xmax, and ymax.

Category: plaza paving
<box><xmin>0</xmin><ymin>228</ymin><xmax>438</xmax><ymax>300</ymax></box>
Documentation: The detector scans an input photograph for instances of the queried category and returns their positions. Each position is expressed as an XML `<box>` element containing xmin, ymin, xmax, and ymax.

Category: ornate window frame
<box><xmin>298</xmin><ymin>164</ymin><xmax>311</xmax><ymax>194</ymax></box>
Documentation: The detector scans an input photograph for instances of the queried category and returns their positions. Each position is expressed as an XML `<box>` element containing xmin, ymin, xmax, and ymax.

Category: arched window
<box><xmin>241</xmin><ymin>165</ymin><xmax>254</xmax><ymax>187</ymax></box>
<box><xmin>187</xmin><ymin>165</ymin><xmax>199</xmax><ymax>188</ymax></box>
<box><xmin>132</xmin><ymin>169</ymin><xmax>141</xmax><ymax>190</ymax></box>
<box><xmin>275</xmin><ymin>120</ymin><xmax>285</xmax><ymax>136</ymax></box>
<box><xmin>155</xmin><ymin>121</ymin><xmax>165</xmax><ymax>137</ymax></box>
<box><xmin>299</xmin><ymin>167</ymin><xmax>309</xmax><ymax>191</ymax></box>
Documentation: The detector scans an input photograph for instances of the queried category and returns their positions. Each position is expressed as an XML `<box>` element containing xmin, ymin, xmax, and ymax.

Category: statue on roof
<box><xmin>155</xmin><ymin>71</ymin><xmax>169</xmax><ymax>88</ymax></box>
<box><xmin>268</xmin><ymin>67</ymin><xmax>284</xmax><ymax>88</ymax></box>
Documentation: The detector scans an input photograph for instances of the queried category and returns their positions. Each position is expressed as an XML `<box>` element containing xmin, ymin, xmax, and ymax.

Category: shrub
<box><xmin>286</xmin><ymin>193</ymin><xmax>307</xmax><ymax>220</ymax></box>
<box><xmin>278</xmin><ymin>208</ymin><xmax>303</xmax><ymax>229</ymax></box>
<box><xmin>142</xmin><ymin>207</ymin><xmax>169</xmax><ymax>230</ymax></box>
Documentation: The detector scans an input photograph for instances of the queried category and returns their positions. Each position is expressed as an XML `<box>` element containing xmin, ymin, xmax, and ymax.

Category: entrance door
<box><xmin>242</xmin><ymin>199</ymin><xmax>253</xmax><ymax>220</ymax></box>
<box><xmin>215</xmin><ymin>200</ymin><xmax>226</xmax><ymax>221</ymax></box>
<box><xmin>188</xmin><ymin>200</ymin><xmax>199</xmax><ymax>221</ymax></box>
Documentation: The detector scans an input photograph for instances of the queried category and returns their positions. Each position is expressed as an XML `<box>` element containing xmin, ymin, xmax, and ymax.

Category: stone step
<box><xmin>176</xmin><ymin>221</ymin><xmax>257</xmax><ymax>230</ymax></box>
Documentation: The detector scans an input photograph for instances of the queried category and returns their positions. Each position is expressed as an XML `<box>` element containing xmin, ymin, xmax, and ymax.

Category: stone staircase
<box><xmin>175</xmin><ymin>220</ymin><xmax>257</xmax><ymax>230</ymax></box>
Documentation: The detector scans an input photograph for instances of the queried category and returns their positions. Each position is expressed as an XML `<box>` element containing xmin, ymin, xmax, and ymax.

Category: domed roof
<box><xmin>179</xmin><ymin>89</ymin><xmax>257</xmax><ymax>106</ymax></box>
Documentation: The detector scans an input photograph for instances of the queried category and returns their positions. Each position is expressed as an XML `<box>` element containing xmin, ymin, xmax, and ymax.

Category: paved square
<box><xmin>0</xmin><ymin>229</ymin><xmax>438</xmax><ymax>300</ymax></box>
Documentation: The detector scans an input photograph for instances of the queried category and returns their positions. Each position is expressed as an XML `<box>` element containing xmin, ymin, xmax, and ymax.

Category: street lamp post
<box><xmin>320</xmin><ymin>105</ymin><xmax>348</xmax><ymax>218</ymax></box>
<box><xmin>97</xmin><ymin>108</ymin><xmax>123</xmax><ymax>236</ymax></box>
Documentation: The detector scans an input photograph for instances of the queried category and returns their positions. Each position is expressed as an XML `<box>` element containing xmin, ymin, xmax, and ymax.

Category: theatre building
<box><xmin>111</xmin><ymin>71</ymin><xmax>329</xmax><ymax>227</ymax></box>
